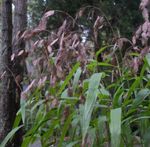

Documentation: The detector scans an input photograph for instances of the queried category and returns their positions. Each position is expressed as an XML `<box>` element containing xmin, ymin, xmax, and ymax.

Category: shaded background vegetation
<box><xmin>28</xmin><ymin>0</ymin><xmax>142</xmax><ymax>37</ymax></box>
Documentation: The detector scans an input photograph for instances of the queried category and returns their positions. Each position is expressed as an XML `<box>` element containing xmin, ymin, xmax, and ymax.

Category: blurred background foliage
<box><xmin>28</xmin><ymin>0</ymin><xmax>142</xmax><ymax>38</ymax></box>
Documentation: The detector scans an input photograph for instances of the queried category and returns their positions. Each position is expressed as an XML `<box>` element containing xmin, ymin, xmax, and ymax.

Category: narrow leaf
<box><xmin>110</xmin><ymin>108</ymin><xmax>122</xmax><ymax>147</ymax></box>
<box><xmin>58</xmin><ymin>114</ymin><xmax>73</xmax><ymax>147</ymax></box>
<box><xmin>73</xmin><ymin>67</ymin><xmax>82</xmax><ymax>93</ymax></box>
<box><xmin>0</xmin><ymin>126</ymin><xmax>23</xmax><ymax>147</ymax></box>
<box><xmin>58</xmin><ymin>62</ymin><xmax>80</xmax><ymax>95</ymax></box>
<box><xmin>132</xmin><ymin>88</ymin><xmax>150</xmax><ymax>107</ymax></box>
<box><xmin>81</xmin><ymin>73</ymin><xmax>102</xmax><ymax>143</ymax></box>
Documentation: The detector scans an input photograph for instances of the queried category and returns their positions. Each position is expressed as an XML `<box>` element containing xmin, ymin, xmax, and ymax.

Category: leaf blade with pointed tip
<box><xmin>81</xmin><ymin>73</ymin><xmax>102</xmax><ymax>143</ymax></box>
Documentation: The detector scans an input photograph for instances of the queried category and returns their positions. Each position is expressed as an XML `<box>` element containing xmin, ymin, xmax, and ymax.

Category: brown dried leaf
<box><xmin>50</xmin><ymin>38</ymin><xmax>58</xmax><ymax>46</ymax></box>
<box><xmin>57</xmin><ymin>20</ymin><xmax>67</xmax><ymax>37</ymax></box>
<box><xmin>21</xmin><ymin>30</ymin><xmax>32</xmax><ymax>39</ymax></box>
<box><xmin>44</xmin><ymin>10</ymin><xmax>55</xmax><ymax>18</ymax></box>
<box><xmin>132</xmin><ymin>36</ymin><xmax>136</xmax><ymax>45</ymax></box>
<box><xmin>21</xmin><ymin>92</ymin><xmax>28</xmax><ymax>100</ymax></box>
<box><xmin>142</xmin><ymin>8</ymin><xmax>149</xmax><ymax>21</ymax></box>
<box><xmin>117</xmin><ymin>38</ymin><xmax>124</xmax><ymax>49</ymax></box>
<box><xmin>18</xmin><ymin>50</ymin><xmax>24</xmax><ymax>56</ymax></box>
<box><xmin>77</xmin><ymin>8</ymin><xmax>85</xmax><ymax>18</ymax></box>
<box><xmin>60</xmin><ymin>32</ymin><xmax>65</xmax><ymax>50</ymax></box>
<box><xmin>51</xmin><ymin>98</ymin><xmax>59</xmax><ymax>108</ymax></box>
<box><xmin>15</xmin><ymin>74</ymin><xmax>23</xmax><ymax>85</ymax></box>
<box><xmin>142</xmin><ymin>22</ymin><xmax>148</xmax><ymax>32</ymax></box>
<box><xmin>36</xmin><ymin>10</ymin><xmax>55</xmax><ymax>31</ymax></box>
<box><xmin>47</xmin><ymin>45</ymin><xmax>52</xmax><ymax>53</ymax></box>
<box><xmin>132</xmin><ymin>57</ymin><xmax>140</xmax><ymax>73</ymax></box>
<box><xmin>24</xmin><ymin>79</ymin><xmax>36</xmax><ymax>93</ymax></box>
<box><xmin>56</xmin><ymin>65</ymin><xmax>64</xmax><ymax>78</ymax></box>
<box><xmin>21</xmin><ymin>79</ymin><xmax>36</xmax><ymax>99</ymax></box>
<box><xmin>140</xmin><ymin>47</ymin><xmax>150</xmax><ymax>57</ymax></box>
<box><xmin>0</xmin><ymin>71</ymin><xmax>6</xmax><ymax>79</ymax></box>
<box><xmin>21</xmin><ymin>11</ymin><xmax>55</xmax><ymax>39</ymax></box>
<box><xmin>62</xmin><ymin>106</ymin><xmax>70</xmax><ymax>121</ymax></box>
<box><xmin>93</xmin><ymin>16</ymin><xmax>104</xmax><ymax>45</ymax></box>
<box><xmin>94</xmin><ymin>16</ymin><xmax>104</xmax><ymax>29</ymax></box>
<box><xmin>38</xmin><ymin>39</ymin><xmax>44</xmax><ymax>48</ymax></box>
<box><xmin>140</xmin><ymin>0</ymin><xmax>149</xmax><ymax>10</ymax></box>
<box><xmin>50</xmin><ymin>73</ymin><xmax>57</xmax><ymax>86</ymax></box>
<box><xmin>32</xmin><ymin>57</ymin><xmax>43</xmax><ymax>67</ymax></box>
<box><xmin>135</xmin><ymin>26</ymin><xmax>142</xmax><ymax>38</ymax></box>
<box><xmin>38</xmin><ymin>76</ymin><xmax>47</xmax><ymax>88</ymax></box>
<box><xmin>11</xmin><ymin>53</ymin><xmax>15</xmax><ymax>61</ymax></box>
<box><xmin>141</xmin><ymin>32</ymin><xmax>148</xmax><ymax>45</ymax></box>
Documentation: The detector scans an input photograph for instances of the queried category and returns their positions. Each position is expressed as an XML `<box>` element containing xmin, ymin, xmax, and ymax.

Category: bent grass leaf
<box><xmin>66</xmin><ymin>141</ymin><xmax>80</xmax><ymax>147</ymax></box>
<box><xmin>31</xmin><ymin>99</ymin><xmax>45</xmax><ymax>112</ymax></box>
<box><xmin>96</xmin><ymin>46</ymin><xmax>112</xmax><ymax>58</ymax></box>
<box><xmin>126</xmin><ymin>77</ymin><xmax>140</xmax><ymax>100</ymax></box>
<box><xmin>87</xmin><ymin>61</ymin><xmax>114</xmax><ymax>70</ymax></box>
<box><xmin>132</xmin><ymin>88</ymin><xmax>150</xmax><ymax>108</ymax></box>
<box><xmin>0</xmin><ymin>125</ymin><xmax>23</xmax><ymax>147</ymax></box>
<box><xmin>81</xmin><ymin>73</ymin><xmax>102</xmax><ymax>144</ymax></box>
<box><xmin>129</xmin><ymin>116</ymin><xmax>150</xmax><ymax>124</ymax></box>
<box><xmin>113</xmin><ymin>83</ymin><xmax>124</xmax><ymax>108</ymax></box>
<box><xmin>58</xmin><ymin>62</ymin><xmax>80</xmax><ymax>96</ymax></box>
<box><xmin>44</xmin><ymin>10</ymin><xmax>55</xmax><ymax>17</ymax></box>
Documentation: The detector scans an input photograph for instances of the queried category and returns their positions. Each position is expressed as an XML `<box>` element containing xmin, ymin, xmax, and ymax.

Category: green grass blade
<box><xmin>21</xmin><ymin>137</ymin><xmax>31</xmax><ymax>147</ymax></box>
<box><xmin>66</xmin><ymin>141</ymin><xmax>80</xmax><ymax>147</ymax></box>
<box><xmin>31</xmin><ymin>99</ymin><xmax>45</xmax><ymax>112</ymax></box>
<box><xmin>0</xmin><ymin>125</ymin><xmax>23</xmax><ymax>147</ymax></box>
<box><xmin>132</xmin><ymin>88</ymin><xmax>150</xmax><ymax>108</ymax></box>
<box><xmin>58</xmin><ymin>114</ymin><xmax>73</xmax><ymax>147</ymax></box>
<box><xmin>13</xmin><ymin>113</ymin><xmax>22</xmax><ymax>128</ymax></box>
<box><xmin>73</xmin><ymin>67</ymin><xmax>82</xmax><ymax>93</ymax></box>
<box><xmin>110</xmin><ymin>108</ymin><xmax>122</xmax><ymax>147</ymax></box>
<box><xmin>96</xmin><ymin>46</ymin><xmax>112</xmax><ymax>58</ymax></box>
<box><xmin>81</xmin><ymin>73</ymin><xmax>102</xmax><ymax>143</ymax></box>
<box><xmin>113</xmin><ymin>83</ymin><xmax>124</xmax><ymax>108</ymax></box>
<box><xmin>58</xmin><ymin>62</ymin><xmax>80</xmax><ymax>96</ymax></box>
<box><xmin>146</xmin><ymin>53</ymin><xmax>150</xmax><ymax>66</ymax></box>
<box><xmin>42</xmin><ymin>119</ymin><xmax>59</xmax><ymax>139</ymax></box>
<box><xmin>20</xmin><ymin>98</ymin><xmax>26</xmax><ymax>124</ymax></box>
<box><xmin>126</xmin><ymin>77</ymin><xmax>140</xmax><ymax>99</ymax></box>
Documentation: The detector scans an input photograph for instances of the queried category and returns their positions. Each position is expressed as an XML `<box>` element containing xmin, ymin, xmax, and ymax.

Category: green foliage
<box><xmin>0</xmin><ymin>126</ymin><xmax>23</xmax><ymax>147</ymax></box>
<box><xmin>2</xmin><ymin>1</ymin><xmax>150</xmax><ymax>146</ymax></box>
<box><xmin>3</xmin><ymin>48</ymin><xmax>149</xmax><ymax>146</ymax></box>
<box><xmin>110</xmin><ymin>108</ymin><xmax>121</xmax><ymax>147</ymax></box>
<box><xmin>58</xmin><ymin>62</ymin><xmax>80</xmax><ymax>96</ymax></box>
<box><xmin>81</xmin><ymin>73</ymin><xmax>102</xmax><ymax>144</ymax></box>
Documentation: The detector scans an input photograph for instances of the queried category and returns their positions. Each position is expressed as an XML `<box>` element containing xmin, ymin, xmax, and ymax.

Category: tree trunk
<box><xmin>12</xmin><ymin>0</ymin><xmax>27</xmax><ymax>146</ymax></box>
<box><xmin>12</xmin><ymin>0</ymin><xmax>27</xmax><ymax>110</ymax></box>
<box><xmin>0</xmin><ymin>0</ymin><xmax>16</xmax><ymax>145</ymax></box>
<box><xmin>13</xmin><ymin>0</ymin><xmax>27</xmax><ymax>43</ymax></box>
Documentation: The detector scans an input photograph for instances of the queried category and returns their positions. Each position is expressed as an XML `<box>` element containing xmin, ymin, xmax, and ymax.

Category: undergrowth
<box><xmin>1</xmin><ymin>1</ymin><xmax>150</xmax><ymax>146</ymax></box>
